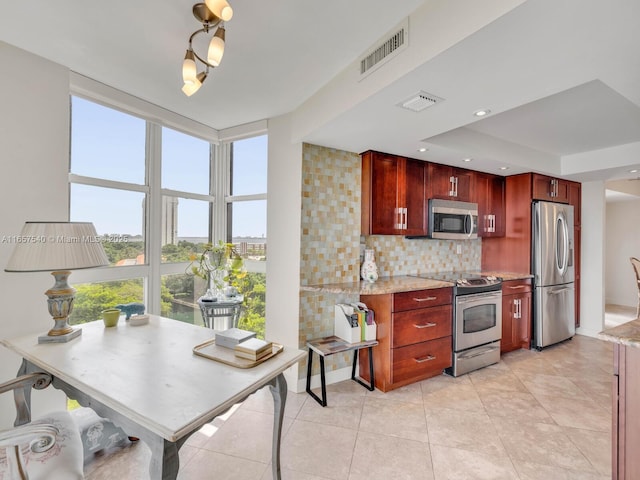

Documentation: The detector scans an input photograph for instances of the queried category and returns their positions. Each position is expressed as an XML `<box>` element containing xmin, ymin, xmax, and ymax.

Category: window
<box><xmin>227</xmin><ymin>135</ymin><xmax>268</xmax><ymax>337</ymax></box>
<box><xmin>68</xmin><ymin>94</ymin><xmax>267</xmax><ymax>334</ymax></box>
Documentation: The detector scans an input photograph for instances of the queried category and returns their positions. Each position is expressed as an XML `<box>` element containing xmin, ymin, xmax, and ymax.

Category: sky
<box><xmin>69</xmin><ymin>97</ymin><xmax>267</xmax><ymax>238</ymax></box>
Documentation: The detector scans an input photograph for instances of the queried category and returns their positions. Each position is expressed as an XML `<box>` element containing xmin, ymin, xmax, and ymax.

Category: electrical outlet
<box><xmin>456</xmin><ymin>244</ymin><xmax>462</xmax><ymax>255</ymax></box>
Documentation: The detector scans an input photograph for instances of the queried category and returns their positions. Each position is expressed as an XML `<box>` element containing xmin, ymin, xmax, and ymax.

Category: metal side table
<box><xmin>197</xmin><ymin>295</ymin><xmax>244</xmax><ymax>330</ymax></box>
<box><xmin>305</xmin><ymin>335</ymin><xmax>378</xmax><ymax>407</ymax></box>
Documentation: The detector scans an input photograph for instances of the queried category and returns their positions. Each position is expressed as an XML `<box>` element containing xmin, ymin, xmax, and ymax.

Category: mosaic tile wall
<box><xmin>299</xmin><ymin>144</ymin><xmax>362</xmax><ymax>378</ymax></box>
<box><xmin>298</xmin><ymin>143</ymin><xmax>482</xmax><ymax>380</ymax></box>
<box><xmin>362</xmin><ymin>236</ymin><xmax>481</xmax><ymax>276</ymax></box>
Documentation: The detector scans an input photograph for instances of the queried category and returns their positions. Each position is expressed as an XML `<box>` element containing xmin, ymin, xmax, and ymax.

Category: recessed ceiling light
<box><xmin>499</xmin><ymin>166</ymin><xmax>509</xmax><ymax>171</ymax></box>
<box><xmin>462</xmin><ymin>158</ymin><xmax>472</xmax><ymax>162</ymax></box>
<box><xmin>629</xmin><ymin>169</ymin><xmax>639</xmax><ymax>173</ymax></box>
<box><xmin>473</xmin><ymin>109</ymin><xmax>491</xmax><ymax>117</ymax></box>
<box><xmin>417</xmin><ymin>147</ymin><xmax>428</xmax><ymax>152</ymax></box>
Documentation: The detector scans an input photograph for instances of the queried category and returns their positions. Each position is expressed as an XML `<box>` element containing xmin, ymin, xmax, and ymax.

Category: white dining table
<box><xmin>1</xmin><ymin>316</ymin><xmax>305</xmax><ymax>480</ymax></box>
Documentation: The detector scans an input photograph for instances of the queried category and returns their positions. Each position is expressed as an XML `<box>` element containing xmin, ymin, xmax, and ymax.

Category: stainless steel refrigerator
<box><xmin>532</xmin><ymin>201</ymin><xmax>576</xmax><ymax>349</ymax></box>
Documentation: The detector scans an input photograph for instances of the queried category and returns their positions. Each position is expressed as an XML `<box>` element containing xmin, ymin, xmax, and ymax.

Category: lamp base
<box><xmin>38</xmin><ymin>327</ymin><xmax>82</xmax><ymax>344</ymax></box>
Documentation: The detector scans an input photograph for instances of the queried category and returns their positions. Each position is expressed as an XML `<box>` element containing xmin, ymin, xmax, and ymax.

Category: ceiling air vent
<box><xmin>359</xmin><ymin>18</ymin><xmax>408</xmax><ymax>80</ymax></box>
<box><xmin>397</xmin><ymin>91</ymin><xmax>444</xmax><ymax>112</ymax></box>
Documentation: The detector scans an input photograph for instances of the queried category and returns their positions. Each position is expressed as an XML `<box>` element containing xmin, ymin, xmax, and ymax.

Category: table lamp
<box><xmin>4</xmin><ymin>222</ymin><xmax>110</xmax><ymax>343</ymax></box>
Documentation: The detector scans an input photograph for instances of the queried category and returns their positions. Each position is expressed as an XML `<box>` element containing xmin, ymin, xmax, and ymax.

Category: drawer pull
<box><xmin>413</xmin><ymin>296</ymin><xmax>437</xmax><ymax>302</ymax></box>
<box><xmin>508</xmin><ymin>285</ymin><xmax>526</xmax><ymax>290</ymax></box>
<box><xmin>413</xmin><ymin>322</ymin><xmax>437</xmax><ymax>329</ymax></box>
<box><xmin>414</xmin><ymin>355</ymin><xmax>436</xmax><ymax>363</ymax></box>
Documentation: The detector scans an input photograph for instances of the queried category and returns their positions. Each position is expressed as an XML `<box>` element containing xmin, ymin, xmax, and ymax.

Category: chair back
<box><xmin>631</xmin><ymin>257</ymin><xmax>640</xmax><ymax>285</ymax></box>
<box><xmin>0</xmin><ymin>373</ymin><xmax>84</xmax><ymax>479</ymax></box>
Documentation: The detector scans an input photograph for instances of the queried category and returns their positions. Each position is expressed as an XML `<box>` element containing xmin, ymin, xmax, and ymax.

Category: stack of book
<box><xmin>215</xmin><ymin>328</ymin><xmax>256</xmax><ymax>349</ymax></box>
<box><xmin>234</xmin><ymin>338</ymin><xmax>273</xmax><ymax>361</ymax></box>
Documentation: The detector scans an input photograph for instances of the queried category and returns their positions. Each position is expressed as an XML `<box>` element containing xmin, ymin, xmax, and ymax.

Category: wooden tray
<box><xmin>193</xmin><ymin>339</ymin><xmax>284</xmax><ymax>368</ymax></box>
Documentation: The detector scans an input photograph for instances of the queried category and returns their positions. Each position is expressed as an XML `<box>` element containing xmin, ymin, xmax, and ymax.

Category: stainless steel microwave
<box><xmin>428</xmin><ymin>199</ymin><xmax>478</xmax><ymax>239</ymax></box>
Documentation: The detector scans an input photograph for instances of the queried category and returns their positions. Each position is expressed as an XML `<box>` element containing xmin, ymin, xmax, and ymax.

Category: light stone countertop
<box><xmin>300</xmin><ymin>276</ymin><xmax>454</xmax><ymax>295</ymax></box>
<box><xmin>301</xmin><ymin>271</ymin><xmax>532</xmax><ymax>296</ymax></box>
<box><xmin>599</xmin><ymin>318</ymin><xmax>640</xmax><ymax>349</ymax></box>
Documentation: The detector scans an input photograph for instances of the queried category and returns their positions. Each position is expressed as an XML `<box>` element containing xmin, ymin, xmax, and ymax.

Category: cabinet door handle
<box><xmin>449</xmin><ymin>176</ymin><xmax>456</xmax><ymax>196</ymax></box>
<box><xmin>412</xmin><ymin>296</ymin><xmax>437</xmax><ymax>302</ymax></box>
<box><xmin>402</xmin><ymin>207</ymin><xmax>408</xmax><ymax>230</ymax></box>
<box><xmin>413</xmin><ymin>322</ymin><xmax>437</xmax><ymax>329</ymax></box>
<box><xmin>454</xmin><ymin>176</ymin><xmax>458</xmax><ymax>197</ymax></box>
<box><xmin>414</xmin><ymin>355</ymin><xmax>436</xmax><ymax>363</ymax></box>
<box><xmin>394</xmin><ymin>207</ymin><xmax>402</xmax><ymax>230</ymax></box>
<box><xmin>516</xmin><ymin>299</ymin><xmax>522</xmax><ymax>319</ymax></box>
<box><xmin>508</xmin><ymin>285</ymin><xmax>526</xmax><ymax>290</ymax></box>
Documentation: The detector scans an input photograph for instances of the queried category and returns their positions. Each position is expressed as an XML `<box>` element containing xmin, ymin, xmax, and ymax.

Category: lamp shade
<box><xmin>182</xmin><ymin>50</ymin><xmax>197</xmax><ymax>84</ymax></box>
<box><xmin>5</xmin><ymin>222</ymin><xmax>110</xmax><ymax>272</ymax></box>
<box><xmin>205</xmin><ymin>0</ymin><xmax>233</xmax><ymax>21</ymax></box>
<box><xmin>207</xmin><ymin>27</ymin><xmax>225</xmax><ymax>67</ymax></box>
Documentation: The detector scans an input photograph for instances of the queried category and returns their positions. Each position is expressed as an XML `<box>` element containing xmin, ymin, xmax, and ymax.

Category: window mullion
<box><xmin>211</xmin><ymin>143</ymin><xmax>230</xmax><ymax>244</ymax></box>
<box><xmin>146</xmin><ymin>123</ymin><xmax>163</xmax><ymax>315</ymax></box>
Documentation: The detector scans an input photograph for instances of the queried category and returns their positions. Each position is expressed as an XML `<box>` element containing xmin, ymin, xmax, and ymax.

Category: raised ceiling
<box><xmin>1</xmin><ymin>0</ymin><xmax>639</xmax><ymax>184</ymax></box>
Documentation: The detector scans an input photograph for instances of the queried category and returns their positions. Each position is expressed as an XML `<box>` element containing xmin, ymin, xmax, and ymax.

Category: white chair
<box><xmin>0</xmin><ymin>372</ymin><xmax>84</xmax><ymax>480</ymax></box>
<box><xmin>631</xmin><ymin>257</ymin><xmax>640</xmax><ymax>318</ymax></box>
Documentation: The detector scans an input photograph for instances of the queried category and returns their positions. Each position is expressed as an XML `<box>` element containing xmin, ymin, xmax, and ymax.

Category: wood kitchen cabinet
<box><xmin>359</xmin><ymin>287</ymin><xmax>452</xmax><ymax>392</ymax></box>
<box><xmin>473</xmin><ymin>173</ymin><xmax>505</xmax><ymax>237</ymax></box>
<box><xmin>428</xmin><ymin>163</ymin><xmax>473</xmax><ymax>202</ymax></box>
<box><xmin>613</xmin><ymin>343</ymin><xmax>640</xmax><ymax>479</ymax></box>
<box><xmin>500</xmin><ymin>278</ymin><xmax>532</xmax><ymax>353</ymax></box>
<box><xmin>532</xmin><ymin>173</ymin><xmax>570</xmax><ymax>203</ymax></box>
<box><xmin>361</xmin><ymin>150</ymin><xmax>427</xmax><ymax>236</ymax></box>
<box><xmin>569</xmin><ymin>182</ymin><xmax>581</xmax><ymax>326</ymax></box>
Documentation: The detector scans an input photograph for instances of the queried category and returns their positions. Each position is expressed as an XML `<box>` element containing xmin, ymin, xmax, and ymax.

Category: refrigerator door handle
<box><xmin>548</xmin><ymin>287</ymin><xmax>573</xmax><ymax>295</ymax></box>
<box><xmin>555</xmin><ymin>212</ymin><xmax>569</xmax><ymax>276</ymax></box>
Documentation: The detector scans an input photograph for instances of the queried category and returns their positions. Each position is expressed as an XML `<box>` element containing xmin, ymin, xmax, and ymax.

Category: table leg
<box><xmin>147</xmin><ymin>437</ymin><xmax>180</xmax><ymax>480</ymax></box>
<box><xmin>268</xmin><ymin>373</ymin><xmax>287</xmax><ymax>480</ymax></box>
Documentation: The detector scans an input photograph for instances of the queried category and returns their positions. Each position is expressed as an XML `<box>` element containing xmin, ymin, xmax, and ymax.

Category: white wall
<box><xmin>576</xmin><ymin>181</ymin><xmax>606</xmax><ymax>338</ymax></box>
<box><xmin>265</xmin><ymin>113</ymin><xmax>303</xmax><ymax>389</ymax></box>
<box><xmin>605</xmin><ymin>198</ymin><xmax>640</xmax><ymax>306</ymax></box>
<box><xmin>0</xmin><ymin>43</ymin><xmax>70</xmax><ymax>425</ymax></box>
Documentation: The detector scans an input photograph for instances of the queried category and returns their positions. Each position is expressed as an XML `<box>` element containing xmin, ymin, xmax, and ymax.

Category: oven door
<box><xmin>454</xmin><ymin>291</ymin><xmax>502</xmax><ymax>351</ymax></box>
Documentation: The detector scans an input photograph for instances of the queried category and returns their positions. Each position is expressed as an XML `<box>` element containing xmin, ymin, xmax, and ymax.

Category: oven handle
<box><xmin>414</xmin><ymin>355</ymin><xmax>436</xmax><ymax>363</ymax></box>
<box><xmin>455</xmin><ymin>291</ymin><xmax>502</xmax><ymax>305</ymax></box>
<box><xmin>413</xmin><ymin>322</ymin><xmax>437</xmax><ymax>329</ymax></box>
<box><xmin>458</xmin><ymin>344</ymin><xmax>500</xmax><ymax>360</ymax></box>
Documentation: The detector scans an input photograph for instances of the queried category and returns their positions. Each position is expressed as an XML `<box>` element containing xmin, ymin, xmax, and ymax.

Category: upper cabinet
<box><xmin>532</xmin><ymin>173</ymin><xmax>570</xmax><ymax>203</ymax></box>
<box><xmin>473</xmin><ymin>173</ymin><xmax>505</xmax><ymax>237</ymax></box>
<box><xmin>428</xmin><ymin>164</ymin><xmax>473</xmax><ymax>202</ymax></box>
<box><xmin>361</xmin><ymin>151</ymin><xmax>427</xmax><ymax>236</ymax></box>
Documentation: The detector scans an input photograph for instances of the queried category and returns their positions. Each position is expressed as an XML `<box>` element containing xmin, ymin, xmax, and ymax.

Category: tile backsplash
<box><xmin>362</xmin><ymin>235</ymin><xmax>481</xmax><ymax>276</ymax></box>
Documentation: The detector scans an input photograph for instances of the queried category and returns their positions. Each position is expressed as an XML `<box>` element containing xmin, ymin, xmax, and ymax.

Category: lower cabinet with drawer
<box><xmin>501</xmin><ymin>278</ymin><xmax>532</xmax><ymax>353</ymax></box>
<box><xmin>359</xmin><ymin>287</ymin><xmax>453</xmax><ymax>392</ymax></box>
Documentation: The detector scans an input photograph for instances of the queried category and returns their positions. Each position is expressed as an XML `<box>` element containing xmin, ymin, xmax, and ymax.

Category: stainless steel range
<box><xmin>411</xmin><ymin>272</ymin><xmax>502</xmax><ymax>376</ymax></box>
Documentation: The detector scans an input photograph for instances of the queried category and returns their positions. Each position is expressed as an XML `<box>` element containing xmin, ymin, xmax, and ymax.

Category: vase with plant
<box><xmin>188</xmin><ymin>241</ymin><xmax>246</xmax><ymax>300</ymax></box>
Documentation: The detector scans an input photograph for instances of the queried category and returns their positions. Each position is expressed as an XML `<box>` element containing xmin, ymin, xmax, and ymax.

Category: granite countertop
<box><xmin>300</xmin><ymin>270</ymin><xmax>532</xmax><ymax>295</ymax></box>
<box><xmin>599</xmin><ymin>319</ymin><xmax>640</xmax><ymax>348</ymax></box>
<box><xmin>300</xmin><ymin>276</ymin><xmax>454</xmax><ymax>295</ymax></box>
<box><xmin>480</xmin><ymin>271</ymin><xmax>534</xmax><ymax>281</ymax></box>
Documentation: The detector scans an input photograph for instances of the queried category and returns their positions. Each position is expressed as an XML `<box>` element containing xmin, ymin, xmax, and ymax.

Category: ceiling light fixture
<box><xmin>629</xmin><ymin>169</ymin><xmax>639</xmax><ymax>173</ymax></box>
<box><xmin>418</xmin><ymin>147</ymin><xmax>428</xmax><ymax>152</ymax></box>
<box><xmin>181</xmin><ymin>1</ymin><xmax>233</xmax><ymax>96</ymax></box>
<box><xmin>462</xmin><ymin>158</ymin><xmax>472</xmax><ymax>162</ymax></box>
<box><xmin>473</xmin><ymin>109</ymin><xmax>491</xmax><ymax>117</ymax></box>
<box><xmin>499</xmin><ymin>166</ymin><xmax>509</xmax><ymax>171</ymax></box>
